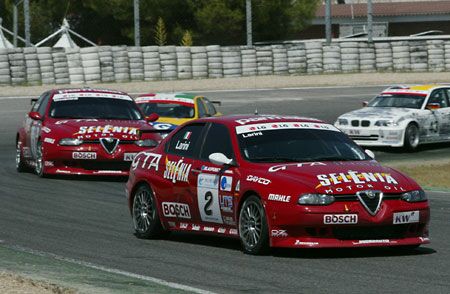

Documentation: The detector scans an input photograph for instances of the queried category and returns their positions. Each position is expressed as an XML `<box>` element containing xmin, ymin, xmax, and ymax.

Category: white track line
<box><xmin>6</xmin><ymin>244</ymin><xmax>215</xmax><ymax>294</ymax></box>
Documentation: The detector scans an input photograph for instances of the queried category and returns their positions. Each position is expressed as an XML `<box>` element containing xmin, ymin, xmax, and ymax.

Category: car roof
<box><xmin>193</xmin><ymin>114</ymin><xmax>326</xmax><ymax>127</ymax></box>
<box><xmin>381</xmin><ymin>84</ymin><xmax>448</xmax><ymax>95</ymax></box>
<box><xmin>135</xmin><ymin>93</ymin><xmax>198</xmax><ymax>104</ymax></box>
<box><xmin>52</xmin><ymin>88</ymin><xmax>129</xmax><ymax>95</ymax></box>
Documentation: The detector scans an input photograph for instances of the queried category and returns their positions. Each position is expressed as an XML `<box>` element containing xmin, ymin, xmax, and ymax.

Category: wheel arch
<box><xmin>400</xmin><ymin>120</ymin><xmax>420</xmax><ymax>145</ymax></box>
<box><xmin>128</xmin><ymin>179</ymin><xmax>153</xmax><ymax>214</ymax></box>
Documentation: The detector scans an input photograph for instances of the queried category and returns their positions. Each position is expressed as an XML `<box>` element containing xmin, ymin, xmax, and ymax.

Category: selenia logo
<box><xmin>163</xmin><ymin>157</ymin><xmax>192</xmax><ymax>183</ymax></box>
<box><xmin>316</xmin><ymin>171</ymin><xmax>398</xmax><ymax>187</ymax></box>
<box><xmin>77</xmin><ymin>125</ymin><xmax>138</xmax><ymax>135</ymax></box>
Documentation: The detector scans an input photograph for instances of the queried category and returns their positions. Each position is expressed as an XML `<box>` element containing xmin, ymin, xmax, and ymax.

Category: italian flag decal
<box><xmin>183</xmin><ymin>131</ymin><xmax>192</xmax><ymax>140</ymax></box>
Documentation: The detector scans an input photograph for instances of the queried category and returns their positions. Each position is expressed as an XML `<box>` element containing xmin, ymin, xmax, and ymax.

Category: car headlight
<box><xmin>401</xmin><ymin>190</ymin><xmax>427</xmax><ymax>202</ymax></box>
<box><xmin>135</xmin><ymin>139</ymin><xmax>158</xmax><ymax>147</ymax></box>
<box><xmin>298</xmin><ymin>193</ymin><xmax>335</xmax><ymax>205</ymax></box>
<box><xmin>59</xmin><ymin>138</ymin><xmax>83</xmax><ymax>146</ymax></box>
<box><xmin>337</xmin><ymin>118</ymin><xmax>348</xmax><ymax>126</ymax></box>
<box><xmin>375</xmin><ymin>119</ymin><xmax>398</xmax><ymax>127</ymax></box>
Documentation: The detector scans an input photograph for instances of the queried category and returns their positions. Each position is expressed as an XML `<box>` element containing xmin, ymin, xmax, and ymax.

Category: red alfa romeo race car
<box><xmin>126</xmin><ymin>115</ymin><xmax>430</xmax><ymax>254</ymax></box>
<box><xmin>16</xmin><ymin>88</ymin><xmax>162</xmax><ymax>177</ymax></box>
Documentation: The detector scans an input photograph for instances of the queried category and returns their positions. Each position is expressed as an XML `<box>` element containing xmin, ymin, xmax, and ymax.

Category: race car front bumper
<box><xmin>267</xmin><ymin>199</ymin><xmax>430</xmax><ymax>249</ymax></box>
<box><xmin>338</xmin><ymin>126</ymin><xmax>405</xmax><ymax>147</ymax></box>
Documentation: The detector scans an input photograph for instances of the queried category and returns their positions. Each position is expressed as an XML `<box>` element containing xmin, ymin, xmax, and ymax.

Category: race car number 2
<box><xmin>72</xmin><ymin>152</ymin><xmax>97</xmax><ymax>160</ymax></box>
<box><xmin>197</xmin><ymin>174</ymin><xmax>223</xmax><ymax>224</ymax></box>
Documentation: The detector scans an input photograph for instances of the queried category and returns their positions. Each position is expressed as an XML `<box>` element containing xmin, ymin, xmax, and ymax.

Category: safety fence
<box><xmin>1</xmin><ymin>40</ymin><xmax>450</xmax><ymax>86</ymax></box>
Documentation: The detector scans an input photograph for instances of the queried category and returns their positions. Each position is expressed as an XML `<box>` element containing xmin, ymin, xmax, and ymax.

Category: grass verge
<box><xmin>388</xmin><ymin>162</ymin><xmax>450</xmax><ymax>190</ymax></box>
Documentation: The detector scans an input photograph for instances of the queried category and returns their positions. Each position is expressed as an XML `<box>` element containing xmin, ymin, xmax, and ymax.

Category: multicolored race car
<box><xmin>135</xmin><ymin>93</ymin><xmax>221</xmax><ymax>130</ymax></box>
<box><xmin>126</xmin><ymin>115</ymin><xmax>430</xmax><ymax>254</ymax></box>
<box><xmin>16</xmin><ymin>88</ymin><xmax>162</xmax><ymax>177</ymax></box>
<box><xmin>335</xmin><ymin>84</ymin><xmax>450</xmax><ymax>150</ymax></box>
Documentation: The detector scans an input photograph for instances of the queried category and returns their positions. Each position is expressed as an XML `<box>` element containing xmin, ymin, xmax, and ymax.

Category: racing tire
<box><xmin>239</xmin><ymin>195</ymin><xmax>270</xmax><ymax>255</ymax></box>
<box><xmin>16</xmin><ymin>141</ymin><xmax>27</xmax><ymax>172</ymax></box>
<box><xmin>404</xmin><ymin>124</ymin><xmax>420</xmax><ymax>151</ymax></box>
<box><xmin>35</xmin><ymin>141</ymin><xmax>46</xmax><ymax>178</ymax></box>
<box><xmin>132</xmin><ymin>184</ymin><xmax>164</xmax><ymax>239</ymax></box>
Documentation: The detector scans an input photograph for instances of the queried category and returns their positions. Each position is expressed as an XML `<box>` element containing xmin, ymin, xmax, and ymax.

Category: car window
<box><xmin>197</xmin><ymin>99</ymin><xmax>207</xmax><ymax>118</ymax></box>
<box><xmin>139</xmin><ymin>102</ymin><xmax>195</xmax><ymax>118</ymax></box>
<box><xmin>429</xmin><ymin>89</ymin><xmax>448</xmax><ymax>108</ymax></box>
<box><xmin>37</xmin><ymin>93</ymin><xmax>52</xmax><ymax>116</ymax></box>
<box><xmin>166</xmin><ymin>124</ymin><xmax>205</xmax><ymax>158</ymax></box>
<box><xmin>200</xmin><ymin>123</ymin><xmax>234</xmax><ymax>161</ymax></box>
<box><xmin>31</xmin><ymin>92</ymin><xmax>50</xmax><ymax>113</ymax></box>
<box><xmin>203</xmin><ymin>98</ymin><xmax>217</xmax><ymax>116</ymax></box>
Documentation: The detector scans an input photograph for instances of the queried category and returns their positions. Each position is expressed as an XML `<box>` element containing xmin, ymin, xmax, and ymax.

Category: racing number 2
<box><xmin>197</xmin><ymin>174</ymin><xmax>223</xmax><ymax>224</ymax></box>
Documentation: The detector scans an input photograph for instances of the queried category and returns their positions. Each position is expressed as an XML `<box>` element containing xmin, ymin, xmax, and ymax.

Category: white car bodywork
<box><xmin>335</xmin><ymin>85</ymin><xmax>450</xmax><ymax>148</ymax></box>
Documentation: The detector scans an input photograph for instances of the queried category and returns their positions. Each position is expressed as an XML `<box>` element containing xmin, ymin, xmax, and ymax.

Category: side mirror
<box><xmin>209</xmin><ymin>153</ymin><xmax>234</xmax><ymax>166</ymax></box>
<box><xmin>426</xmin><ymin>103</ymin><xmax>440</xmax><ymax>110</ymax></box>
<box><xmin>28</xmin><ymin>111</ymin><xmax>42</xmax><ymax>121</ymax></box>
<box><xmin>362</xmin><ymin>101</ymin><xmax>368</xmax><ymax>107</ymax></box>
<box><xmin>145</xmin><ymin>113</ymin><xmax>159</xmax><ymax>122</ymax></box>
<box><xmin>365</xmin><ymin>149</ymin><xmax>375</xmax><ymax>159</ymax></box>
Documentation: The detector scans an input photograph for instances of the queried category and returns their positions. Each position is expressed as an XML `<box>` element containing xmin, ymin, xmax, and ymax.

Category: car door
<box><xmin>162</xmin><ymin>123</ymin><xmax>206</xmax><ymax>225</ymax></box>
<box><xmin>187</xmin><ymin>123</ymin><xmax>239</xmax><ymax>227</ymax></box>
<box><xmin>426</xmin><ymin>89</ymin><xmax>450</xmax><ymax>140</ymax></box>
<box><xmin>27</xmin><ymin>92</ymin><xmax>51</xmax><ymax>159</ymax></box>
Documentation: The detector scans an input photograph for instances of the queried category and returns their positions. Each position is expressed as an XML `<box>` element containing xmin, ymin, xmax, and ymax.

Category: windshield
<box><xmin>49</xmin><ymin>97</ymin><xmax>143</xmax><ymax>120</ymax></box>
<box><xmin>139</xmin><ymin>102</ymin><xmax>195</xmax><ymax>118</ymax></box>
<box><xmin>237</xmin><ymin>127</ymin><xmax>370</xmax><ymax>163</ymax></box>
<box><xmin>368</xmin><ymin>94</ymin><xmax>425</xmax><ymax>109</ymax></box>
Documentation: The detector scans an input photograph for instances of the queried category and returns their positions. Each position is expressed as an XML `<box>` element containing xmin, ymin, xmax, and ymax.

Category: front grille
<box><xmin>351</xmin><ymin>120</ymin><xmax>359</xmax><ymax>127</ymax></box>
<box><xmin>334</xmin><ymin>194</ymin><xmax>401</xmax><ymax>201</ymax></box>
<box><xmin>333</xmin><ymin>225</ymin><xmax>409</xmax><ymax>240</ymax></box>
<box><xmin>83</xmin><ymin>140</ymin><xmax>135</xmax><ymax>144</ymax></box>
<box><xmin>65</xmin><ymin>161</ymin><xmax>131</xmax><ymax>171</ymax></box>
<box><xmin>361</xmin><ymin>120</ymin><xmax>370</xmax><ymax>127</ymax></box>
<box><xmin>349</xmin><ymin>135</ymin><xmax>379</xmax><ymax>141</ymax></box>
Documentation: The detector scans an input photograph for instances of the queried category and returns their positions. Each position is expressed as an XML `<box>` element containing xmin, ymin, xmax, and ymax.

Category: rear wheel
<box><xmin>132</xmin><ymin>184</ymin><xmax>164</xmax><ymax>239</ymax></box>
<box><xmin>403</xmin><ymin>124</ymin><xmax>420</xmax><ymax>151</ymax></box>
<box><xmin>16</xmin><ymin>141</ymin><xmax>27</xmax><ymax>172</ymax></box>
<box><xmin>239</xmin><ymin>195</ymin><xmax>270</xmax><ymax>255</ymax></box>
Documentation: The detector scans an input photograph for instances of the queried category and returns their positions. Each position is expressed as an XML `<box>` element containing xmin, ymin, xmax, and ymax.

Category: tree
<box><xmin>154</xmin><ymin>17</ymin><xmax>167</xmax><ymax>46</ymax></box>
<box><xmin>180</xmin><ymin>30</ymin><xmax>193</xmax><ymax>46</ymax></box>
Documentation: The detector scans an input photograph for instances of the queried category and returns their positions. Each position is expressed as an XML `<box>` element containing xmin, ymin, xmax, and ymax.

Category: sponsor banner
<box><xmin>236</xmin><ymin>122</ymin><xmax>339</xmax><ymax>135</ymax></box>
<box><xmin>53</xmin><ymin>92</ymin><xmax>132</xmax><ymax>102</ymax></box>
<box><xmin>235</xmin><ymin>115</ymin><xmax>321</xmax><ymax>125</ymax></box>
<box><xmin>123</xmin><ymin>153</ymin><xmax>137</xmax><ymax>162</ymax></box>
<box><xmin>76</xmin><ymin>125</ymin><xmax>138</xmax><ymax>136</ymax></box>
<box><xmin>324</xmin><ymin>214</ymin><xmax>358</xmax><ymax>224</ymax></box>
<box><xmin>393</xmin><ymin>211</ymin><xmax>419</xmax><ymax>224</ymax></box>
<box><xmin>220</xmin><ymin>195</ymin><xmax>233</xmax><ymax>213</ymax></box>
<box><xmin>162</xmin><ymin>202</ymin><xmax>191</xmax><ymax>219</ymax></box>
<box><xmin>72</xmin><ymin>152</ymin><xmax>97</xmax><ymax>160</ymax></box>
<box><xmin>135</xmin><ymin>95</ymin><xmax>195</xmax><ymax>105</ymax></box>
<box><xmin>317</xmin><ymin>171</ymin><xmax>399</xmax><ymax>187</ymax></box>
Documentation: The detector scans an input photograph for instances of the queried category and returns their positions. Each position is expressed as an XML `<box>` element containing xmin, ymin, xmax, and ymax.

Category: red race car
<box><xmin>16</xmin><ymin>88</ymin><xmax>162</xmax><ymax>177</ymax></box>
<box><xmin>126</xmin><ymin>115</ymin><xmax>430</xmax><ymax>254</ymax></box>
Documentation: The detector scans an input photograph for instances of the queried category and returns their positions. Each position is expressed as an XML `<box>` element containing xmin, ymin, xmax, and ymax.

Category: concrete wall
<box><xmin>1</xmin><ymin>40</ymin><xmax>449</xmax><ymax>86</ymax></box>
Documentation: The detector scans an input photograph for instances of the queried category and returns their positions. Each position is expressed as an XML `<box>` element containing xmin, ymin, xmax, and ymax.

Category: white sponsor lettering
<box><xmin>246</xmin><ymin>175</ymin><xmax>271</xmax><ymax>185</ymax></box>
<box><xmin>218</xmin><ymin>228</ymin><xmax>226</xmax><ymax>234</ymax></box>
<box><xmin>317</xmin><ymin>171</ymin><xmax>399</xmax><ymax>187</ymax></box>
<box><xmin>324</xmin><ymin>214</ymin><xmax>358</xmax><ymax>224</ymax></box>
<box><xmin>180</xmin><ymin>223</ymin><xmax>189</xmax><ymax>229</ymax></box>
<box><xmin>271</xmin><ymin>230</ymin><xmax>288</xmax><ymax>237</ymax></box>
<box><xmin>44</xmin><ymin>161</ymin><xmax>54</xmax><ymax>167</ymax></box>
<box><xmin>235</xmin><ymin>115</ymin><xmax>320</xmax><ymax>125</ymax></box>
<box><xmin>42</xmin><ymin>127</ymin><xmax>51</xmax><ymax>133</ymax></box>
<box><xmin>294</xmin><ymin>240</ymin><xmax>319</xmax><ymax>246</ymax></box>
<box><xmin>77</xmin><ymin>125</ymin><xmax>138</xmax><ymax>136</ymax></box>
<box><xmin>393</xmin><ymin>211</ymin><xmax>419</xmax><ymax>224</ymax></box>
<box><xmin>269</xmin><ymin>162</ymin><xmax>326</xmax><ymax>172</ymax></box>
<box><xmin>131</xmin><ymin>152</ymin><xmax>161</xmax><ymax>171</ymax></box>
<box><xmin>94</xmin><ymin>170</ymin><xmax>123</xmax><ymax>174</ymax></box>
<box><xmin>236</xmin><ymin>122</ymin><xmax>339</xmax><ymax>134</ymax></box>
<box><xmin>354</xmin><ymin>239</ymin><xmax>390</xmax><ymax>244</ymax></box>
<box><xmin>175</xmin><ymin>141</ymin><xmax>190</xmax><ymax>151</ymax></box>
<box><xmin>162</xmin><ymin>202</ymin><xmax>191</xmax><ymax>219</ymax></box>
<box><xmin>164</xmin><ymin>158</ymin><xmax>192</xmax><ymax>183</ymax></box>
<box><xmin>72</xmin><ymin>152</ymin><xmax>97</xmax><ymax>160</ymax></box>
<box><xmin>192</xmin><ymin>224</ymin><xmax>201</xmax><ymax>231</ymax></box>
<box><xmin>268</xmin><ymin>194</ymin><xmax>291</xmax><ymax>202</ymax></box>
<box><xmin>229</xmin><ymin>229</ymin><xmax>238</xmax><ymax>235</ymax></box>
<box><xmin>242</xmin><ymin>131</ymin><xmax>263</xmax><ymax>138</ymax></box>
<box><xmin>203</xmin><ymin>227</ymin><xmax>215</xmax><ymax>232</ymax></box>
<box><xmin>56</xmin><ymin>169</ymin><xmax>71</xmax><ymax>174</ymax></box>
<box><xmin>53</xmin><ymin>92</ymin><xmax>132</xmax><ymax>101</ymax></box>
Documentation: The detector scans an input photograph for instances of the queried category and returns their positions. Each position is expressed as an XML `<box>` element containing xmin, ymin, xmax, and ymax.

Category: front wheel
<box><xmin>403</xmin><ymin>124</ymin><xmax>420</xmax><ymax>151</ymax></box>
<box><xmin>35</xmin><ymin>141</ymin><xmax>46</xmax><ymax>177</ymax></box>
<box><xmin>239</xmin><ymin>195</ymin><xmax>270</xmax><ymax>255</ymax></box>
<box><xmin>132</xmin><ymin>184</ymin><xmax>164</xmax><ymax>239</ymax></box>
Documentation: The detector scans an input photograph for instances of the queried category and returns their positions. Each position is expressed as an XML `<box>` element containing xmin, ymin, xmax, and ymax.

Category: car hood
<box><xmin>340</xmin><ymin>107</ymin><xmax>419</xmax><ymax>120</ymax></box>
<box><xmin>258</xmin><ymin>160</ymin><xmax>417</xmax><ymax>194</ymax></box>
<box><xmin>49</xmin><ymin>119</ymin><xmax>149</xmax><ymax>140</ymax></box>
<box><xmin>157</xmin><ymin>117</ymin><xmax>192</xmax><ymax>125</ymax></box>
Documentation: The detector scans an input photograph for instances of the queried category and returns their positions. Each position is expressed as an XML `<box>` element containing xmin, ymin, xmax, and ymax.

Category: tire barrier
<box><xmin>0</xmin><ymin>40</ymin><xmax>449</xmax><ymax>86</ymax></box>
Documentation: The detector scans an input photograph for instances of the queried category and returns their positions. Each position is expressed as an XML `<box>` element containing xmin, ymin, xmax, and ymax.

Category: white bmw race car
<box><xmin>335</xmin><ymin>84</ymin><xmax>450</xmax><ymax>150</ymax></box>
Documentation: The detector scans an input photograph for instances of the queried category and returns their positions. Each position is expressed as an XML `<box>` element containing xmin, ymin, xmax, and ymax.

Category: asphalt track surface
<box><xmin>1</xmin><ymin>86</ymin><xmax>449</xmax><ymax>293</ymax></box>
